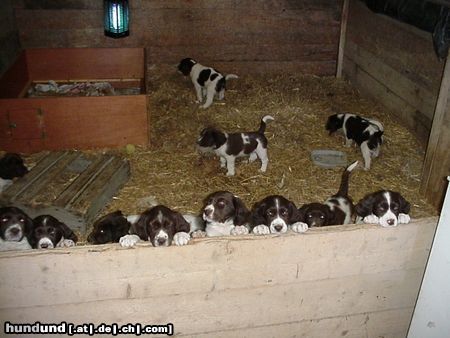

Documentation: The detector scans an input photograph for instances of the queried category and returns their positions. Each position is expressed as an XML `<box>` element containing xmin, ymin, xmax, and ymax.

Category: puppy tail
<box><xmin>336</xmin><ymin>161</ymin><xmax>358</xmax><ymax>197</ymax></box>
<box><xmin>258</xmin><ymin>115</ymin><xmax>275</xmax><ymax>134</ymax></box>
<box><xmin>225</xmin><ymin>74</ymin><xmax>239</xmax><ymax>80</ymax></box>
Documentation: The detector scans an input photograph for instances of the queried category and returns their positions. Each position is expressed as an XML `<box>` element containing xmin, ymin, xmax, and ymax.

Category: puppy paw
<box><xmin>398</xmin><ymin>213</ymin><xmax>411</xmax><ymax>224</ymax></box>
<box><xmin>291</xmin><ymin>222</ymin><xmax>309</xmax><ymax>233</ymax></box>
<box><xmin>231</xmin><ymin>225</ymin><xmax>249</xmax><ymax>236</ymax></box>
<box><xmin>58</xmin><ymin>239</ymin><xmax>76</xmax><ymax>248</ymax></box>
<box><xmin>226</xmin><ymin>171</ymin><xmax>235</xmax><ymax>176</ymax></box>
<box><xmin>191</xmin><ymin>230</ymin><xmax>207</xmax><ymax>238</ymax></box>
<box><xmin>363</xmin><ymin>215</ymin><xmax>379</xmax><ymax>224</ymax></box>
<box><xmin>174</xmin><ymin>232</ymin><xmax>190</xmax><ymax>246</ymax></box>
<box><xmin>119</xmin><ymin>234</ymin><xmax>140</xmax><ymax>248</ymax></box>
<box><xmin>252</xmin><ymin>225</ymin><xmax>270</xmax><ymax>235</ymax></box>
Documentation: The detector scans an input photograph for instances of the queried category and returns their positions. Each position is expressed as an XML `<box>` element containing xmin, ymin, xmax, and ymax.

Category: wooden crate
<box><xmin>0</xmin><ymin>151</ymin><xmax>130</xmax><ymax>234</ymax></box>
<box><xmin>0</xmin><ymin>48</ymin><xmax>149</xmax><ymax>153</ymax></box>
<box><xmin>0</xmin><ymin>217</ymin><xmax>437</xmax><ymax>337</ymax></box>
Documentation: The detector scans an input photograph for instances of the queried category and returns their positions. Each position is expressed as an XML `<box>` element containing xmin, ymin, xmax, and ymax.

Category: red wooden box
<box><xmin>0</xmin><ymin>48</ymin><xmax>149</xmax><ymax>153</ymax></box>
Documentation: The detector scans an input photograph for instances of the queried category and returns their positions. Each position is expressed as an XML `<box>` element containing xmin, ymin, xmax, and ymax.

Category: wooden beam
<box><xmin>421</xmin><ymin>51</ymin><xmax>450</xmax><ymax>209</ymax></box>
<box><xmin>336</xmin><ymin>0</ymin><xmax>349</xmax><ymax>78</ymax></box>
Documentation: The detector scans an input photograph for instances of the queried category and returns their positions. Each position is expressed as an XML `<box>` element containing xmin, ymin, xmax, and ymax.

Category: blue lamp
<box><xmin>104</xmin><ymin>0</ymin><xmax>129</xmax><ymax>38</ymax></box>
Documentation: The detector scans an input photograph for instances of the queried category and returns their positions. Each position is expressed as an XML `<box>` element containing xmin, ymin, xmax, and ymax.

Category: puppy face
<box><xmin>87</xmin><ymin>210</ymin><xmax>130</xmax><ymax>244</ymax></box>
<box><xmin>135</xmin><ymin>205</ymin><xmax>190</xmax><ymax>247</ymax></box>
<box><xmin>0</xmin><ymin>207</ymin><xmax>32</xmax><ymax>242</ymax></box>
<box><xmin>0</xmin><ymin>153</ymin><xmax>28</xmax><ymax>180</ymax></box>
<box><xmin>197</xmin><ymin>128</ymin><xmax>226</xmax><ymax>150</ymax></box>
<box><xmin>298</xmin><ymin>203</ymin><xmax>331</xmax><ymax>227</ymax></box>
<box><xmin>178</xmin><ymin>58</ymin><xmax>196</xmax><ymax>76</ymax></box>
<box><xmin>325</xmin><ymin>114</ymin><xmax>344</xmax><ymax>134</ymax></box>
<box><xmin>252</xmin><ymin>195</ymin><xmax>299</xmax><ymax>233</ymax></box>
<box><xmin>202</xmin><ymin>191</ymin><xmax>249</xmax><ymax>226</ymax></box>
<box><xmin>32</xmin><ymin>215</ymin><xmax>65</xmax><ymax>249</ymax></box>
<box><xmin>356</xmin><ymin>191</ymin><xmax>411</xmax><ymax>227</ymax></box>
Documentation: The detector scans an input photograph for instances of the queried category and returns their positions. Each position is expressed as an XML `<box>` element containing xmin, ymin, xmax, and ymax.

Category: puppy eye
<box><xmin>320</xmin><ymin>215</ymin><xmax>325</xmax><ymax>219</ymax></box>
<box><xmin>1</xmin><ymin>218</ymin><xmax>8</xmax><ymax>222</ymax></box>
<box><xmin>307</xmin><ymin>214</ymin><xmax>313</xmax><ymax>218</ymax></box>
<box><xmin>217</xmin><ymin>201</ymin><xmax>225</xmax><ymax>208</ymax></box>
<box><xmin>280</xmin><ymin>210</ymin><xmax>288</xmax><ymax>216</ymax></box>
<box><xmin>19</xmin><ymin>218</ymin><xmax>25</xmax><ymax>223</ymax></box>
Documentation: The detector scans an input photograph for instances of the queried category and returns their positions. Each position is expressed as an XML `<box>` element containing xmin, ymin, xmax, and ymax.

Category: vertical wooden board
<box><xmin>421</xmin><ymin>53</ymin><xmax>450</xmax><ymax>209</ymax></box>
<box><xmin>336</xmin><ymin>0</ymin><xmax>349</xmax><ymax>78</ymax></box>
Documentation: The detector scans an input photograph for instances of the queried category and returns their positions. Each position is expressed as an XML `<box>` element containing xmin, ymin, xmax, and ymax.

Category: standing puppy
<box><xmin>0</xmin><ymin>206</ymin><xmax>33</xmax><ymax>251</ymax></box>
<box><xmin>197</xmin><ymin>115</ymin><xmax>274</xmax><ymax>176</ymax></box>
<box><xmin>355</xmin><ymin>190</ymin><xmax>411</xmax><ymax>227</ymax></box>
<box><xmin>178</xmin><ymin>57</ymin><xmax>238</xmax><ymax>108</ymax></box>
<box><xmin>120</xmin><ymin>205</ymin><xmax>191</xmax><ymax>247</ymax></box>
<box><xmin>326</xmin><ymin>113</ymin><xmax>383</xmax><ymax>170</ymax></box>
<box><xmin>201</xmin><ymin>191</ymin><xmax>250</xmax><ymax>237</ymax></box>
<box><xmin>251</xmin><ymin>195</ymin><xmax>308</xmax><ymax>235</ymax></box>
<box><xmin>298</xmin><ymin>161</ymin><xmax>358</xmax><ymax>227</ymax></box>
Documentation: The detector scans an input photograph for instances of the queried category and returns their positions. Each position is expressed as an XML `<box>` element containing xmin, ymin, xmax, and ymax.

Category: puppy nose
<box><xmin>274</xmin><ymin>225</ymin><xmax>283</xmax><ymax>232</ymax></box>
<box><xmin>10</xmin><ymin>228</ymin><xmax>20</xmax><ymax>235</ymax></box>
<box><xmin>204</xmin><ymin>208</ymin><xmax>213</xmax><ymax>216</ymax></box>
<box><xmin>40</xmin><ymin>243</ymin><xmax>49</xmax><ymax>249</ymax></box>
<box><xmin>387</xmin><ymin>219</ymin><xmax>395</xmax><ymax>226</ymax></box>
<box><xmin>157</xmin><ymin>238</ymin><xmax>166</xmax><ymax>245</ymax></box>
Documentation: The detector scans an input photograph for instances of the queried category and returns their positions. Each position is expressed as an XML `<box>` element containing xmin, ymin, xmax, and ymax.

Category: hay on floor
<box><xmin>11</xmin><ymin>65</ymin><xmax>437</xmax><ymax>242</ymax></box>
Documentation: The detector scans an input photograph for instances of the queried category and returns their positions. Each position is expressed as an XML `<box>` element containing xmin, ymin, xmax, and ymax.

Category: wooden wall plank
<box><xmin>12</xmin><ymin>0</ymin><xmax>343</xmax><ymax>75</ymax></box>
<box><xmin>0</xmin><ymin>217</ymin><xmax>437</xmax><ymax>336</ymax></box>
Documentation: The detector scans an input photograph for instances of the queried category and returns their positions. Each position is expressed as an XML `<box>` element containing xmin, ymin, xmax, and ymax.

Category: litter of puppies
<box><xmin>0</xmin><ymin>66</ymin><xmax>437</xmax><ymax>250</ymax></box>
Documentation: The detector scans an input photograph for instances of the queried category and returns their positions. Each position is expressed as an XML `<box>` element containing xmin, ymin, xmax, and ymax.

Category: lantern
<box><xmin>104</xmin><ymin>0</ymin><xmax>129</xmax><ymax>38</ymax></box>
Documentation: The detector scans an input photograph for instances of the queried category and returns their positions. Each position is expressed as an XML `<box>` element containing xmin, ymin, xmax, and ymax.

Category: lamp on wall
<box><xmin>104</xmin><ymin>0</ymin><xmax>129</xmax><ymax>38</ymax></box>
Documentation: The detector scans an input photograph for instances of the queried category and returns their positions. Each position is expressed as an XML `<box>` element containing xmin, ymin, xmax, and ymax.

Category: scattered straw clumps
<box><xmin>22</xmin><ymin>65</ymin><xmax>438</xmax><ymax>240</ymax></box>
<box><xmin>104</xmin><ymin>65</ymin><xmax>436</xmax><ymax>221</ymax></box>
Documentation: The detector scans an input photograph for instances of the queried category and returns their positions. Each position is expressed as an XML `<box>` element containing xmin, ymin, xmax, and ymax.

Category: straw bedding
<box><xmin>18</xmin><ymin>65</ymin><xmax>437</xmax><ymax>240</ymax></box>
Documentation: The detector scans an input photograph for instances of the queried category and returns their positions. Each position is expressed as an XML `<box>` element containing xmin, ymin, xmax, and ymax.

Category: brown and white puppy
<box><xmin>251</xmin><ymin>195</ymin><xmax>307</xmax><ymax>235</ymax></box>
<box><xmin>0</xmin><ymin>206</ymin><xmax>32</xmax><ymax>251</ymax></box>
<box><xmin>201</xmin><ymin>191</ymin><xmax>250</xmax><ymax>237</ymax></box>
<box><xmin>326</xmin><ymin>113</ymin><xmax>383</xmax><ymax>170</ymax></box>
<box><xmin>30</xmin><ymin>215</ymin><xmax>78</xmax><ymax>249</ymax></box>
<box><xmin>298</xmin><ymin>161</ymin><xmax>358</xmax><ymax>228</ymax></box>
<box><xmin>355</xmin><ymin>190</ymin><xmax>411</xmax><ymax>227</ymax></box>
<box><xmin>0</xmin><ymin>153</ymin><xmax>29</xmax><ymax>193</ymax></box>
<box><xmin>197</xmin><ymin>115</ymin><xmax>274</xmax><ymax>176</ymax></box>
<box><xmin>120</xmin><ymin>205</ymin><xmax>191</xmax><ymax>247</ymax></box>
<box><xmin>178</xmin><ymin>57</ymin><xmax>238</xmax><ymax>109</ymax></box>
<box><xmin>87</xmin><ymin>210</ymin><xmax>131</xmax><ymax>244</ymax></box>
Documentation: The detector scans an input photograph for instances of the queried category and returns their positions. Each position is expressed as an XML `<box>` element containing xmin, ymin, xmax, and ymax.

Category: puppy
<box><xmin>251</xmin><ymin>195</ymin><xmax>308</xmax><ymax>235</ymax></box>
<box><xmin>178</xmin><ymin>57</ymin><xmax>238</xmax><ymax>109</ymax></box>
<box><xmin>0</xmin><ymin>206</ymin><xmax>32</xmax><ymax>251</ymax></box>
<box><xmin>30</xmin><ymin>215</ymin><xmax>78</xmax><ymax>249</ymax></box>
<box><xmin>355</xmin><ymin>190</ymin><xmax>411</xmax><ymax>227</ymax></box>
<box><xmin>87</xmin><ymin>210</ymin><xmax>131</xmax><ymax>244</ymax></box>
<box><xmin>298</xmin><ymin>161</ymin><xmax>358</xmax><ymax>227</ymax></box>
<box><xmin>120</xmin><ymin>205</ymin><xmax>191</xmax><ymax>247</ymax></box>
<box><xmin>326</xmin><ymin>113</ymin><xmax>384</xmax><ymax>170</ymax></box>
<box><xmin>197</xmin><ymin>115</ymin><xmax>274</xmax><ymax>176</ymax></box>
<box><xmin>0</xmin><ymin>153</ymin><xmax>28</xmax><ymax>193</ymax></box>
<box><xmin>201</xmin><ymin>191</ymin><xmax>250</xmax><ymax>237</ymax></box>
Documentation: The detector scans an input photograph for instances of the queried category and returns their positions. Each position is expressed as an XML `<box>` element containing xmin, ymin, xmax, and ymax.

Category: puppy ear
<box><xmin>287</xmin><ymin>200</ymin><xmax>301</xmax><ymax>223</ymax></box>
<box><xmin>232</xmin><ymin>196</ymin><xmax>250</xmax><ymax>226</ymax></box>
<box><xmin>397</xmin><ymin>193</ymin><xmax>411</xmax><ymax>214</ymax></box>
<box><xmin>133</xmin><ymin>213</ymin><xmax>149</xmax><ymax>240</ymax></box>
<box><xmin>59</xmin><ymin>221</ymin><xmax>78</xmax><ymax>243</ymax></box>
<box><xmin>355</xmin><ymin>194</ymin><xmax>376</xmax><ymax>217</ymax></box>
<box><xmin>251</xmin><ymin>201</ymin><xmax>267</xmax><ymax>228</ymax></box>
<box><xmin>173</xmin><ymin>211</ymin><xmax>190</xmax><ymax>233</ymax></box>
<box><xmin>297</xmin><ymin>204</ymin><xmax>308</xmax><ymax>223</ymax></box>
